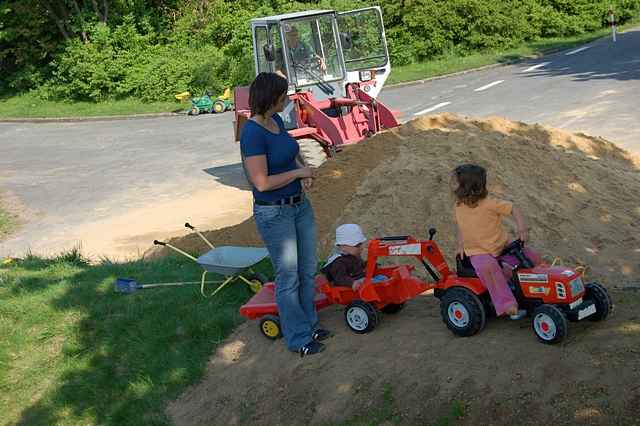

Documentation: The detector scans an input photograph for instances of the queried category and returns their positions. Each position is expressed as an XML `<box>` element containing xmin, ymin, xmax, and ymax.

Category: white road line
<box><xmin>522</xmin><ymin>62</ymin><xmax>550</xmax><ymax>72</ymax></box>
<box><xmin>565</xmin><ymin>46</ymin><xmax>592</xmax><ymax>55</ymax></box>
<box><xmin>414</xmin><ymin>102</ymin><xmax>452</xmax><ymax>116</ymax></box>
<box><xmin>474</xmin><ymin>80</ymin><xmax>504</xmax><ymax>92</ymax></box>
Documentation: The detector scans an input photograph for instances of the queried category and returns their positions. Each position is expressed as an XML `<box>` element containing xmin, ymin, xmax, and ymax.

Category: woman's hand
<box><xmin>296</xmin><ymin>167</ymin><xmax>314</xmax><ymax>179</ymax></box>
<box><xmin>302</xmin><ymin>177</ymin><xmax>313</xmax><ymax>190</ymax></box>
<box><xmin>456</xmin><ymin>244</ymin><xmax>465</xmax><ymax>259</ymax></box>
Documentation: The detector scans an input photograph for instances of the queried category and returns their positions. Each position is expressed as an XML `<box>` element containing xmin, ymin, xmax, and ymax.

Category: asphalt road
<box><xmin>1</xmin><ymin>28</ymin><xmax>638</xmax><ymax>258</ymax></box>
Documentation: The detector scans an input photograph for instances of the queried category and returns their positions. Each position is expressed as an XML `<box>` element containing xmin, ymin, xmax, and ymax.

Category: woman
<box><xmin>240</xmin><ymin>72</ymin><xmax>330</xmax><ymax>357</ymax></box>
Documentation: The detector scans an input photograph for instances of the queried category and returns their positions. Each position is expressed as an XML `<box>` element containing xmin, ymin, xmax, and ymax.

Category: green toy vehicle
<box><xmin>176</xmin><ymin>88</ymin><xmax>234</xmax><ymax>115</ymax></box>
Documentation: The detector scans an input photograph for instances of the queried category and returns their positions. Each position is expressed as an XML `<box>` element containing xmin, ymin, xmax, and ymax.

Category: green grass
<box><xmin>0</xmin><ymin>93</ymin><xmax>183</xmax><ymax>119</ymax></box>
<box><xmin>0</xmin><ymin>204</ymin><xmax>16</xmax><ymax>241</ymax></box>
<box><xmin>388</xmin><ymin>25</ymin><xmax>634</xmax><ymax>85</ymax></box>
<box><xmin>0</xmin><ymin>249</ymin><xmax>272</xmax><ymax>426</ymax></box>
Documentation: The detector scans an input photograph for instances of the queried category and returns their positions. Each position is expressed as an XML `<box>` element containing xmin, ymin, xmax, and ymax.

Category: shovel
<box><xmin>114</xmin><ymin>277</ymin><xmax>218</xmax><ymax>294</ymax></box>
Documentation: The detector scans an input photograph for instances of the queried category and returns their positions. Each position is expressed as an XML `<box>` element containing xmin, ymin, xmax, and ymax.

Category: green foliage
<box><xmin>1</xmin><ymin>0</ymin><xmax>639</xmax><ymax>102</ymax></box>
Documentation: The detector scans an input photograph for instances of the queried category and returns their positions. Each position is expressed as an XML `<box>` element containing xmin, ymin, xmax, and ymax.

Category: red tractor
<box><xmin>240</xmin><ymin>229</ymin><xmax>612</xmax><ymax>344</ymax></box>
<box><xmin>233</xmin><ymin>7</ymin><xmax>400</xmax><ymax>167</ymax></box>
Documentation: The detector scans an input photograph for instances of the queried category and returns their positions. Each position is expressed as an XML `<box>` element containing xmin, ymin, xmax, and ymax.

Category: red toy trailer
<box><xmin>240</xmin><ymin>229</ymin><xmax>612</xmax><ymax>344</ymax></box>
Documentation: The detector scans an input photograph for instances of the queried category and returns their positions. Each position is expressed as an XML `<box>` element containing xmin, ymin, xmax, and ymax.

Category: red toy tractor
<box><xmin>233</xmin><ymin>7</ymin><xmax>400</xmax><ymax>167</ymax></box>
<box><xmin>240</xmin><ymin>229</ymin><xmax>612</xmax><ymax>344</ymax></box>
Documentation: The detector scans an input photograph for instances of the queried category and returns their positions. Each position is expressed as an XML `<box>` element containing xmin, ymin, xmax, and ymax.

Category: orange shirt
<box><xmin>454</xmin><ymin>197</ymin><xmax>513</xmax><ymax>256</ymax></box>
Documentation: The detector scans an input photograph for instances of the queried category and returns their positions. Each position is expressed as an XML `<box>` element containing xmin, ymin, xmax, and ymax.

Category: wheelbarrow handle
<box><xmin>153</xmin><ymin>240</ymin><xmax>166</xmax><ymax>246</ymax></box>
<box><xmin>185</xmin><ymin>222</ymin><xmax>195</xmax><ymax>230</ymax></box>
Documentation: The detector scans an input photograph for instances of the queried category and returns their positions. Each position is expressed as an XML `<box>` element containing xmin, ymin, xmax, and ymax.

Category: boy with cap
<box><xmin>322</xmin><ymin>224</ymin><xmax>385</xmax><ymax>290</ymax></box>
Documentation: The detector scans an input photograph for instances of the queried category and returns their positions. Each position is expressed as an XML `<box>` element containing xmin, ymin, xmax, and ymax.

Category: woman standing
<box><xmin>240</xmin><ymin>72</ymin><xmax>330</xmax><ymax>357</ymax></box>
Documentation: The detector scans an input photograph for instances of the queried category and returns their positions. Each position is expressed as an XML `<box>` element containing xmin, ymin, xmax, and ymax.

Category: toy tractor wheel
<box><xmin>189</xmin><ymin>106</ymin><xmax>200</xmax><ymax>116</ymax></box>
<box><xmin>213</xmin><ymin>100</ymin><xmax>226</xmax><ymax>114</ymax></box>
<box><xmin>259</xmin><ymin>315</ymin><xmax>282</xmax><ymax>340</ymax></box>
<box><xmin>381</xmin><ymin>303</ymin><xmax>405</xmax><ymax>314</ymax></box>
<box><xmin>344</xmin><ymin>300</ymin><xmax>379</xmax><ymax>334</ymax></box>
<box><xmin>532</xmin><ymin>304</ymin><xmax>568</xmax><ymax>344</ymax></box>
<box><xmin>585</xmin><ymin>282</ymin><xmax>613</xmax><ymax>321</ymax></box>
<box><xmin>246</xmin><ymin>272</ymin><xmax>269</xmax><ymax>294</ymax></box>
<box><xmin>440</xmin><ymin>288</ymin><xmax>486</xmax><ymax>337</ymax></box>
<box><xmin>297</xmin><ymin>138</ymin><xmax>328</xmax><ymax>168</ymax></box>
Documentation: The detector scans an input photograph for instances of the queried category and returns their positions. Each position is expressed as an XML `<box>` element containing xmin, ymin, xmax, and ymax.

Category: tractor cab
<box><xmin>234</xmin><ymin>7</ymin><xmax>398</xmax><ymax>163</ymax></box>
<box><xmin>250</xmin><ymin>7</ymin><xmax>390</xmax><ymax>100</ymax></box>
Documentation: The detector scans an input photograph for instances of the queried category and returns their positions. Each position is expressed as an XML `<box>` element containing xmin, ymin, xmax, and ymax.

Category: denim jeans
<box><xmin>253</xmin><ymin>198</ymin><xmax>318</xmax><ymax>351</ymax></box>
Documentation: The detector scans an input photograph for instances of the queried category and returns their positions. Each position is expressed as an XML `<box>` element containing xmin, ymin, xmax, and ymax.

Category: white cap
<box><xmin>335</xmin><ymin>224</ymin><xmax>366</xmax><ymax>247</ymax></box>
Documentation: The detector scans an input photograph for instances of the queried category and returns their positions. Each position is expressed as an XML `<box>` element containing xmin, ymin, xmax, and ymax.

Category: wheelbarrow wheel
<box><xmin>259</xmin><ymin>315</ymin><xmax>282</xmax><ymax>340</ymax></box>
<box><xmin>344</xmin><ymin>300</ymin><xmax>379</xmax><ymax>334</ymax></box>
<box><xmin>213</xmin><ymin>100</ymin><xmax>226</xmax><ymax>114</ymax></box>
<box><xmin>246</xmin><ymin>272</ymin><xmax>269</xmax><ymax>293</ymax></box>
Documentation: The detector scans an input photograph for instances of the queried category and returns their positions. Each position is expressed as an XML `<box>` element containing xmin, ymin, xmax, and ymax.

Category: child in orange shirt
<box><xmin>452</xmin><ymin>164</ymin><xmax>541</xmax><ymax>317</ymax></box>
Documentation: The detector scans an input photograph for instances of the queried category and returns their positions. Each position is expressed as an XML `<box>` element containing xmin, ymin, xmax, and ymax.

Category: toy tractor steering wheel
<box><xmin>500</xmin><ymin>239</ymin><xmax>535</xmax><ymax>269</ymax></box>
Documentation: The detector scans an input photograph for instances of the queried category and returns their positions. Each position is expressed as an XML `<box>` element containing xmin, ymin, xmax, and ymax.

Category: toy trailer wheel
<box><xmin>344</xmin><ymin>300</ymin><xmax>379</xmax><ymax>334</ymax></box>
<box><xmin>532</xmin><ymin>305</ymin><xmax>568</xmax><ymax>344</ymax></box>
<box><xmin>381</xmin><ymin>303</ymin><xmax>405</xmax><ymax>314</ymax></box>
<box><xmin>584</xmin><ymin>282</ymin><xmax>613</xmax><ymax>321</ymax></box>
<box><xmin>440</xmin><ymin>288</ymin><xmax>486</xmax><ymax>337</ymax></box>
<box><xmin>213</xmin><ymin>100</ymin><xmax>226</xmax><ymax>114</ymax></box>
<box><xmin>259</xmin><ymin>315</ymin><xmax>282</xmax><ymax>340</ymax></box>
<box><xmin>246</xmin><ymin>272</ymin><xmax>269</xmax><ymax>294</ymax></box>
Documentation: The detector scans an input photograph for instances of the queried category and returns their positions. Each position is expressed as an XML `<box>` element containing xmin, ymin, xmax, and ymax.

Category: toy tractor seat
<box><xmin>456</xmin><ymin>255</ymin><xmax>478</xmax><ymax>278</ymax></box>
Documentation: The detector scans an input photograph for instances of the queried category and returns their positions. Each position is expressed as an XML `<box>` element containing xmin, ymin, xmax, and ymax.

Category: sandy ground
<box><xmin>167</xmin><ymin>288</ymin><xmax>640</xmax><ymax>426</ymax></box>
<box><xmin>165</xmin><ymin>114</ymin><xmax>640</xmax><ymax>425</ymax></box>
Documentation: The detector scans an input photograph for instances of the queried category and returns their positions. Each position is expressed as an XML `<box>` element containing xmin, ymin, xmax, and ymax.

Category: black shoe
<box><xmin>299</xmin><ymin>341</ymin><xmax>325</xmax><ymax>358</ymax></box>
<box><xmin>312</xmin><ymin>329</ymin><xmax>333</xmax><ymax>341</ymax></box>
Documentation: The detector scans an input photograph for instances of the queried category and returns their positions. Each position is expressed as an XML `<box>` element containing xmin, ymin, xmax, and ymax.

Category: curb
<box><xmin>0</xmin><ymin>111</ymin><xmax>183</xmax><ymax>124</ymax></box>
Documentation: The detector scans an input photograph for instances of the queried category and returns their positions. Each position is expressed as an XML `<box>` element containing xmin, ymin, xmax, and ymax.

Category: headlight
<box><xmin>569</xmin><ymin>277</ymin><xmax>584</xmax><ymax>295</ymax></box>
<box><xmin>359</xmin><ymin>70</ymin><xmax>373</xmax><ymax>81</ymax></box>
<box><xmin>555</xmin><ymin>282</ymin><xmax>566</xmax><ymax>299</ymax></box>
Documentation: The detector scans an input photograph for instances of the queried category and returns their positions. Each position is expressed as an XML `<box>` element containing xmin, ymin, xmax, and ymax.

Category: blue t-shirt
<box><xmin>240</xmin><ymin>114</ymin><xmax>302</xmax><ymax>202</ymax></box>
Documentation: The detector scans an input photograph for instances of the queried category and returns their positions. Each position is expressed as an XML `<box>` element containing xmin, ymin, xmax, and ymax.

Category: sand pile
<box><xmin>158</xmin><ymin>113</ymin><xmax>640</xmax><ymax>287</ymax></box>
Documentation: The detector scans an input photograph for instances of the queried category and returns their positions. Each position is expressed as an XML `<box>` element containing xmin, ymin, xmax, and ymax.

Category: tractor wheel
<box><xmin>381</xmin><ymin>303</ymin><xmax>405</xmax><ymax>314</ymax></box>
<box><xmin>213</xmin><ymin>100</ymin><xmax>226</xmax><ymax>114</ymax></box>
<box><xmin>440</xmin><ymin>287</ymin><xmax>486</xmax><ymax>337</ymax></box>
<box><xmin>585</xmin><ymin>282</ymin><xmax>612</xmax><ymax>321</ymax></box>
<box><xmin>189</xmin><ymin>106</ymin><xmax>200</xmax><ymax>116</ymax></box>
<box><xmin>245</xmin><ymin>272</ymin><xmax>269</xmax><ymax>294</ymax></box>
<box><xmin>532</xmin><ymin>304</ymin><xmax>568</xmax><ymax>344</ymax></box>
<box><xmin>344</xmin><ymin>300</ymin><xmax>379</xmax><ymax>334</ymax></box>
<box><xmin>297</xmin><ymin>138</ymin><xmax>328</xmax><ymax>168</ymax></box>
<box><xmin>259</xmin><ymin>315</ymin><xmax>282</xmax><ymax>340</ymax></box>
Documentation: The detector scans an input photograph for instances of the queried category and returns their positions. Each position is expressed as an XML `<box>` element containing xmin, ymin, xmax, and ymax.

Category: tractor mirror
<box><xmin>340</xmin><ymin>32</ymin><xmax>353</xmax><ymax>50</ymax></box>
<box><xmin>263</xmin><ymin>43</ymin><xmax>275</xmax><ymax>62</ymax></box>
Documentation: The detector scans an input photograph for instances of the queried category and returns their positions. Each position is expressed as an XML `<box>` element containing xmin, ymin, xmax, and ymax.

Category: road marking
<box><xmin>414</xmin><ymin>102</ymin><xmax>452</xmax><ymax>116</ymax></box>
<box><xmin>522</xmin><ymin>62</ymin><xmax>550</xmax><ymax>72</ymax></box>
<box><xmin>474</xmin><ymin>80</ymin><xmax>504</xmax><ymax>92</ymax></box>
<box><xmin>565</xmin><ymin>46</ymin><xmax>592</xmax><ymax>55</ymax></box>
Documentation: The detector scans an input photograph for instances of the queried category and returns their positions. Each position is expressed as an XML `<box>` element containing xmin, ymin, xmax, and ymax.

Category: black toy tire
<box><xmin>344</xmin><ymin>300</ymin><xmax>379</xmax><ymax>334</ymax></box>
<box><xmin>532</xmin><ymin>304</ymin><xmax>568</xmax><ymax>344</ymax></box>
<box><xmin>259</xmin><ymin>315</ymin><xmax>282</xmax><ymax>340</ymax></box>
<box><xmin>585</xmin><ymin>282</ymin><xmax>612</xmax><ymax>322</ymax></box>
<box><xmin>440</xmin><ymin>287</ymin><xmax>486</xmax><ymax>337</ymax></box>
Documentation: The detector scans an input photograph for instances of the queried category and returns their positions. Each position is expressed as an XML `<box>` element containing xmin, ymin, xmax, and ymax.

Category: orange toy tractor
<box><xmin>240</xmin><ymin>230</ymin><xmax>612</xmax><ymax>344</ymax></box>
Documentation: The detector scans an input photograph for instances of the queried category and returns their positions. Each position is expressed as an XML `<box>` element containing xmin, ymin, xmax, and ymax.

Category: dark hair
<box><xmin>249</xmin><ymin>72</ymin><xmax>288</xmax><ymax>117</ymax></box>
<box><xmin>453</xmin><ymin>164</ymin><xmax>488</xmax><ymax>207</ymax></box>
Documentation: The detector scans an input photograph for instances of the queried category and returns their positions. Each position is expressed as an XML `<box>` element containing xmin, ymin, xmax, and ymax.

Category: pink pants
<box><xmin>470</xmin><ymin>246</ymin><xmax>542</xmax><ymax>316</ymax></box>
